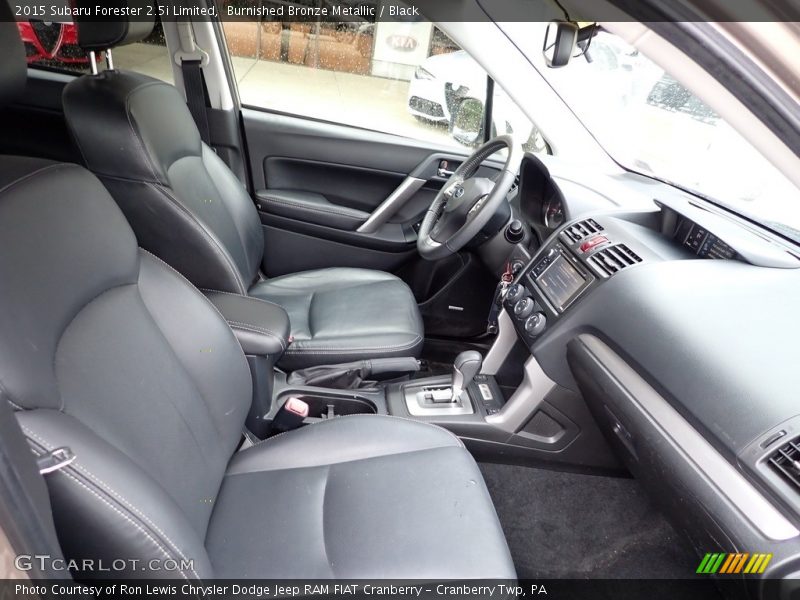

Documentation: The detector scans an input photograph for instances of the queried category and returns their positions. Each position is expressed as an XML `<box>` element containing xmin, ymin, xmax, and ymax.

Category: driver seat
<box><xmin>61</xmin><ymin>13</ymin><xmax>423</xmax><ymax>371</ymax></box>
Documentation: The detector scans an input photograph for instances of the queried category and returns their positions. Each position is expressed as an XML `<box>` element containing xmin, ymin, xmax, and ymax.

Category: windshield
<box><xmin>537</xmin><ymin>28</ymin><xmax>800</xmax><ymax>243</ymax></box>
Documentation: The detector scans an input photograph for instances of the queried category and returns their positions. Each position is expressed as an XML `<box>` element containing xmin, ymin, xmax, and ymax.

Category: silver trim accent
<box><xmin>37</xmin><ymin>447</ymin><xmax>76</xmax><ymax>475</ymax></box>
<box><xmin>580</xmin><ymin>334</ymin><xmax>799</xmax><ymax>541</ymax></box>
<box><xmin>88</xmin><ymin>51</ymin><xmax>98</xmax><ymax>76</ymax></box>
<box><xmin>486</xmin><ymin>357</ymin><xmax>556</xmax><ymax>433</ymax></box>
<box><xmin>357</xmin><ymin>177</ymin><xmax>426</xmax><ymax>233</ymax></box>
<box><xmin>404</xmin><ymin>386</ymin><xmax>475</xmax><ymax>417</ymax></box>
<box><xmin>451</xmin><ymin>365</ymin><xmax>465</xmax><ymax>402</ymax></box>
<box><xmin>482</xmin><ymin>309</ymin><xmax>517</xmax><ymax>375</ymax></box>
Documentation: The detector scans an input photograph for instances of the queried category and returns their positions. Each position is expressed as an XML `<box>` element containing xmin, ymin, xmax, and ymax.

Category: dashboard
<box><xmin>503</xmin><ymin>153</ymin><xmax>800</xmax><ymax>592</ymax></box>
<box><xmin>517</xmin><ymin>153</ymin><xmax>567</xmax><ymax>236</ymax></box>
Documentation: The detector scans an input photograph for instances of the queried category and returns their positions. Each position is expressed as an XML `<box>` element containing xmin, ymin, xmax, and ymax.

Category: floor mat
<box><xmin>478</xmin><ymin>462</ymin><xmax>704</xmax><ymax>580</ymax></box>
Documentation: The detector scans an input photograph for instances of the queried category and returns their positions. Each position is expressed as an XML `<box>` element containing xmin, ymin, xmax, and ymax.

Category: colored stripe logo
<box><xmin>697</xmin><ymin>553</ymin><xmax>773</xmax><ymax>574</ymax></box>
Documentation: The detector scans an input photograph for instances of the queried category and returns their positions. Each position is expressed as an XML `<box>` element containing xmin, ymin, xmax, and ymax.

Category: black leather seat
<box><xmin>0</xmin><ymin>10</ymin><xmax>515</xmax><ymax>579</ymax></box>
<box><xmin>60</xmin><ymin>11</ymin><xmax>423</xmax><ymax>371</ymax></box>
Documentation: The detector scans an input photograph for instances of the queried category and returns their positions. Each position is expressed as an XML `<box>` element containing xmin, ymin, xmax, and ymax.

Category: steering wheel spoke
<box><xmin>417</xmin><ymin>135</ymin><xmax>519</xmax><ymax>261</ymax></box>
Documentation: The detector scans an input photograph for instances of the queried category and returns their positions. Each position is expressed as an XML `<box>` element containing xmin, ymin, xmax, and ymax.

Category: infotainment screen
<box><xmin>536</xmin><ymin>254</ymin><xmax>586</xmax><ymax>310</ymax></box>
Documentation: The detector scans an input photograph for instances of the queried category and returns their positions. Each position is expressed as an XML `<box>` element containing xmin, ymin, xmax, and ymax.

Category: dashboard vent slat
<box><xmin>564</xmin><ymin>219</ymin><xmax>604</xmax><ymax>242</ymax></box>
<box><xmin>768</xmin><ymin>437</ymin><xmax>800</xmax><ymax>491</ymax></box>
<box><xmin>589</xmin><ymin>244</ymin><xmax>643</xmax><ymax>277</ymax></box>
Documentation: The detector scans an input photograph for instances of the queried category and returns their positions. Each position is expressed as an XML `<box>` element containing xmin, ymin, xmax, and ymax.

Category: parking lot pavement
<box><xmin>114</xmin><ymin>43</ymin><xmax>176</xmax><ymax>84</ymax></box>
<box><xmin>113</xmin><ymin>44</ymin><xmax>458</xmax><ymax>148</ymax></box>
<box><xmin>232</xmin><ymin>56</ymin><xmax>456</xmax><ymax>146</ymax></box>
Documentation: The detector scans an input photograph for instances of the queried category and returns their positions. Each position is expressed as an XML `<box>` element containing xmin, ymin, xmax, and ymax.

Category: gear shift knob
<box><xmin>451</xmin><ymin>351</ymin><xmax>483</xmax><ymax>401</ymax></box>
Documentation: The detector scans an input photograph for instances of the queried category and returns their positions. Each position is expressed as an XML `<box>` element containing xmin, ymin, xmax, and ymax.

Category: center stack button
<box><xmin>514</xmin><ymin>297</ymin><xmax>535</xmax><ymax>319</ymax></box>
<box><xmin>506</xmin><ymin>283</ymin><xmax>526</xmax><ymax>305</ymax></box>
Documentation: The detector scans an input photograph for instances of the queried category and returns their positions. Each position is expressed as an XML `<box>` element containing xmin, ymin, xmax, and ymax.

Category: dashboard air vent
<box><xmin>768</xmin><ymin>437</ymin><xmax>800</xmax><ymax>491</ymax></box>
<box><xmin>564</xmin><ymin>219</ymin><xmax>604</xmax><ymax>242</ymax></box>
<box><xmin>589</xmin><ymin>244</ymin><xmax>643</xmax><ymax>276</ymax></box>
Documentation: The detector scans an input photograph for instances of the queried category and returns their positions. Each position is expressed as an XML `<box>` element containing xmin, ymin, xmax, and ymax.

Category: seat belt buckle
<box><xmin>37</xmin><ymin>447</ymin><xmax>76</xmax><ymax>475</ymax></box>
<box><xmin>271</xmin><ymin>398</ymin><xmax>309</xmax><ymax>434</ymax></box>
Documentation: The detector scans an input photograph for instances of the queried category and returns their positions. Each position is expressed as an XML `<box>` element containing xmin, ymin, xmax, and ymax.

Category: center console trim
<box><xmin>403</xmin><ymin>383</ymin><xmax>475</xmax><ymax>417</ymax></box>
<box><xmin>486</xmin><ymin>356</ymin><xmax>556</xmax><ymax>433</ymax></box>
<box><xmin>482</xmin><ymin>309</ymin><xmax>517</xmax><ymax>375</ymax></box>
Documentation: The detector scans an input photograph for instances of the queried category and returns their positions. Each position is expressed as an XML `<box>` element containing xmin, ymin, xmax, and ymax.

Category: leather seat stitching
<box><xmin>0</xmin><ymin>379</ymin><xmax>24</xmax><ymax>411</ymax></box>
<box><xmin>0</xmin><ymin>163</ymin><xmax>79</xmax><ymax>198</ymax></box>
<box><xmin>240</xmin><ymin>413</ymin><xmax>464</xmax><ymax>453</ymax></box>
<box><xmin>60</xmin><ymin>471</ymin><xmax>195</xmax><ymax>581</ymax></box>
<box><xmin>124</xmin><ymin>82</ymin><xmax>170</xmax><ymax>184</ymax></box>
<box><xmin>317</xmin><ymin>413</ymin><xmax>466</xmax><ymax>448</ymax></box>
<box><xmin>53</xmin><ymin>282</ymin><xmax>138</xmax><ymax>412</ymax></box>
<box><xmin>227</xmin><ymin>445</ymin><xmax>462</xmax><ymax>477</ymax></box>
<box><xmin>284</xmin><ymin>335</ymin><xmax>422</xmax><ymax>354</ymax></box>
<box><xmin>140</xmin><ymin>249</ymin><xmax>246</xmax><ymax>331</ymax></box>
<box><xmin>146</xmin><ymin>184</ymin><xmax>247</xmax><ymax>294</ymax></box>
<box><xmin>200</xmin><ymin>288</ymin><xmax>284</xmax><ymax>311</ymax></box>
<box><xmin>23</xmin><ymin>428</ymin><xmax>199</xmax><ymax>575</ymax></box>
<box><xmin>25</xmin><ymin>435</ymin><xmax>197</xmax><ymax>580</ymax></box>
<box><xmin>226</xmin><ymin>321</ymin><xmax>286</xmax><ymax>350</ymax></box>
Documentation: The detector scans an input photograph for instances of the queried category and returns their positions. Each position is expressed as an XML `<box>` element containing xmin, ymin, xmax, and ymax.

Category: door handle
<box><xmin>437</xmin><ymin>160</ymin><xmax>456</xmax><ymax>178</ymax></box>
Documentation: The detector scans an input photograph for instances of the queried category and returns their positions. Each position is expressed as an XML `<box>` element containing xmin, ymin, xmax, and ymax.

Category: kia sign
<box><xmin>386</xmin><ymin>34</ymin><xmax>418</xmax><ymax>52</ymax></box>
<box><xmin>372</xmin><ymin>20</ymin><xmax>433</xmax><ymax>80</ymax></box>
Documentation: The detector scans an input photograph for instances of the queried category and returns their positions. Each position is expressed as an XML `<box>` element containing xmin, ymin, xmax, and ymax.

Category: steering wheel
<box><xmin>417</xmin><ymin>135</ymin><xmax>519</xmax><ymax>261</ymax></box>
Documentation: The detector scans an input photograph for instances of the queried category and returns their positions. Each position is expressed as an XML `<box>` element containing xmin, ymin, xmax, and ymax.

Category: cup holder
<box><xmin>277</xmin><ymin>393</ymin><xmax>377</xmax><ymax>420</ymax></box>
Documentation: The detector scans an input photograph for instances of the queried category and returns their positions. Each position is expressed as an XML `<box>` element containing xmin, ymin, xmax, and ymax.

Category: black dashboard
<box><xmin>506</xmin><ymin>153</ymin><xmax>800</xmax><ymax>593</ymax></box>
<box><xmin>517</xmin><ymin>153</ymin><xmax>568</xmax><ymax>238</ymax></box>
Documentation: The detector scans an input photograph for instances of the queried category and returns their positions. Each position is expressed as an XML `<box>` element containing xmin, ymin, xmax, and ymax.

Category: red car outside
<box><xmin>17</xmin><ymin>21</ymin><xmax>88</xmax><ymax>64</ymax></box>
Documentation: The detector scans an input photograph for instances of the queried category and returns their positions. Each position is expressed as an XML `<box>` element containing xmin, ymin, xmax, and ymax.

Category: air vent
<box><xmin>564</xmin><ymin>219</ymin><xmax>604</xmax><ymax>242</ymax></box>
<box><xmin>768</xmin><ymin>438</ymin><xmax>800</xmax><ymax>491</ymax></box>
<box><xmin>589</xmin><ymin>244</ymin><xmax>643</xmax><ymax>276</ymax></box>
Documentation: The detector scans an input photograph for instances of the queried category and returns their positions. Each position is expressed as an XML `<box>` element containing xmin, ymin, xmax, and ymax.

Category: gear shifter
<box><xmin>451</xmin><ymin>351</ymin><xmax>482</xmax><ymax>402</ymax></box>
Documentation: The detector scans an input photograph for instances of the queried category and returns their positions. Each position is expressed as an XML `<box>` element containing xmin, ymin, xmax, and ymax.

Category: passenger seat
<box><xmin>0</xmin><ymin>6</ymin><xmax>515</xmax><ymax>579</ymax></box>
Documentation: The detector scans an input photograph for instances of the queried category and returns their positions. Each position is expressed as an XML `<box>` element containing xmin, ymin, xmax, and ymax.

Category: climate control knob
<box><xmin>514</xmin><ymin>297</ymin><xmax>535</xmax><ymax>319</ymax></box>
<box><xmin>506</xmin><ymin>283</ymin><xmax>526</xmax><ymax>305</ymax></box>
<box><xmin>525</xmin><ymin>313</ymin><xmax>547</xmax><ymax>337</ymax></box>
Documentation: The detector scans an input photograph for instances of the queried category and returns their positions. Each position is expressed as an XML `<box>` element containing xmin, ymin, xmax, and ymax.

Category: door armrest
<box><xmin>256</xmin><ymin>189</ymin><xmax>369</xmax><ymax>230</ymax></box>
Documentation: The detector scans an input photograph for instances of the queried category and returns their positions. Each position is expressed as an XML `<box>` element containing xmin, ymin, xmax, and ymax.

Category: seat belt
<box><xmin>181</xmin><ymin>58</ymin><xmax>212</xmax><ymax>146</ymax></box>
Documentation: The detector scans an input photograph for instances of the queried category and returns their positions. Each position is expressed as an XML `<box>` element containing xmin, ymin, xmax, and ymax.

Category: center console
<box><xmin>221</xmin><ymin>216</ymin><xmax>636</xmax><ymax>471</ymax></box>
<box><xmin>501</xmin><ymin>217</ymin><xmax>653</xmax><ymax>350</ymax></box>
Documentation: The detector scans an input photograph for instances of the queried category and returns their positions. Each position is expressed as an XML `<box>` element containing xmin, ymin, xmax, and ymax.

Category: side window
<box><xmin>222</xmin><ymin>12</ymin><xmax>546</xmax><ymax>153</ymax></box>
<box><xmin>16</xmin><ymin>18</ymin><xmax>174</xmax><ymax>83</ymax></box>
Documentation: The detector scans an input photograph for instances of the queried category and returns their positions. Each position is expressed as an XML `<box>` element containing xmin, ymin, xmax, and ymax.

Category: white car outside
<box><xmin>407</xmin><ymin>50</ymin><xmax>547</xmax><ymax>152</ymax></box>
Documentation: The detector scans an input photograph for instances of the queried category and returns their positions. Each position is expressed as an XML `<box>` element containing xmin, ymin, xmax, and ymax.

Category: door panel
<box><xmin>263</xmin><ymin>157</ymin><xmax>408</xmax><ymax>213</ymax></box>
<box><xmin>243</xmin><ymin>109</ymin><xmax>503</xmax><ymax>276</ymax></box>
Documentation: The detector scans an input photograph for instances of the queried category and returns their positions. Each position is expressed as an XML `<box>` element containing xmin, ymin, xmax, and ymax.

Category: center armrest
<box><xmin>204</xmin><ymin>292</ymin><xmax>290</xmax><ymax>359</ymax></box>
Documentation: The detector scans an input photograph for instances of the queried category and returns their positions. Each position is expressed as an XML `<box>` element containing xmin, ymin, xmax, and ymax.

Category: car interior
<box><xmin>1</xmin><ymin>0</ymin><xmax>800</xmax><ymax>597</ymax></box>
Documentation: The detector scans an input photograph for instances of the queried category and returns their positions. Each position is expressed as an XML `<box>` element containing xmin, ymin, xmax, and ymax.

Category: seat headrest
<box><xmin>0</xmin><ymin>0</ymin><xmax>26</xmax><ymax>108</ymax></box>
<box><xmin>71</xmin><ymin>0</ymin><xmax>155</xmax><ymax>52</ymax></box>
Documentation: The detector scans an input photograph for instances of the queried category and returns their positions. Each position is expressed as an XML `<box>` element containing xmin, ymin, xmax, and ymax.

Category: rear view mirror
<box><xmin>543</xmin><ymin>21</ymin><xmax>579</xmax><ymax>68</ymax></box>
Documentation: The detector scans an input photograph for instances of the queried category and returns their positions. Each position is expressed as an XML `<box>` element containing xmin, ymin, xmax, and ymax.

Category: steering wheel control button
<box><xmin>525</xmin><ymin>313</ymin><xmax>547</xmax><ymax>337</ymax></box>
<box><xmin>580</xmin><ymin>235</ymin><xmax>609</xmax><ymax>253</ymax></box>
<box><xmin>514</xmin><ymin>297</ymin><xmax>535</xmax><ymax>319</ymax></box>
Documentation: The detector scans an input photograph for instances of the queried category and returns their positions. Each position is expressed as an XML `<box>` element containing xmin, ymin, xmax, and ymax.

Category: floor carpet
<box><xmin>479</xmin><ymin>462</ymin><xmax>723</xmax><ymax>599</ymax></box>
